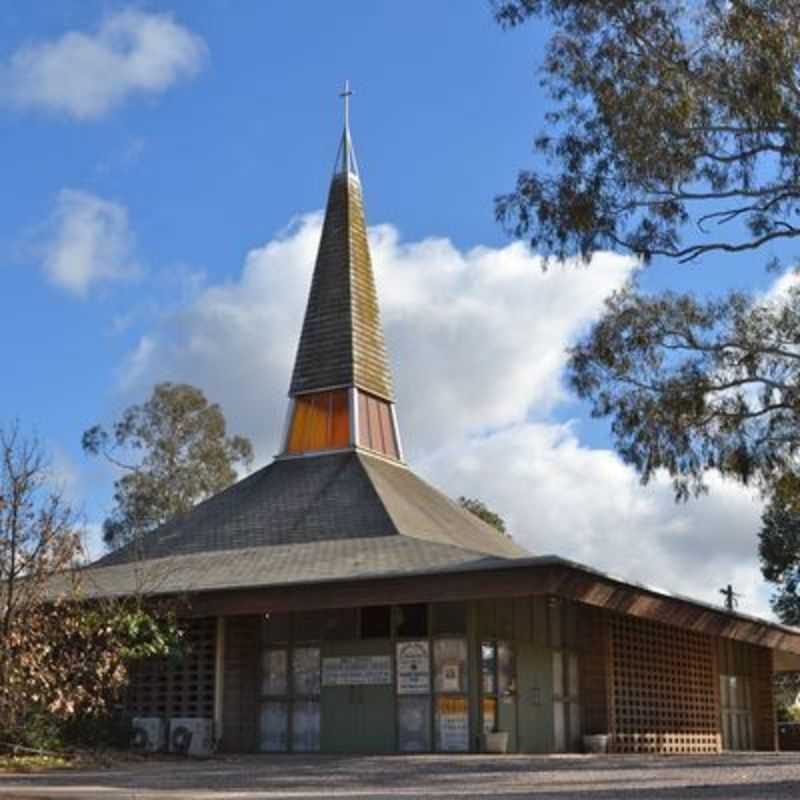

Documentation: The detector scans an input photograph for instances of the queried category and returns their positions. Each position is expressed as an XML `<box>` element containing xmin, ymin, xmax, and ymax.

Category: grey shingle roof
<box><xmin>95</xmin><ymin>452</ymin><xmax>527</xmax><ymax>577</ymax></box>
<box><xmin>289</xmin><ymin>172</ymin><xmax>393</xmax><ymax>400</ymax></box>
<box><xmin>63</xmin><ymin>537</ymin><xmax>502</xmax><ymax>599</ymax></box>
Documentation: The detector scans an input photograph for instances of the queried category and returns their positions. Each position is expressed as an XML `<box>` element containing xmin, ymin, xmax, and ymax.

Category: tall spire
<box><xmin>283</xmin><ymin>84</ymin><xmax>402</xmax><ymax>461</ymax></box>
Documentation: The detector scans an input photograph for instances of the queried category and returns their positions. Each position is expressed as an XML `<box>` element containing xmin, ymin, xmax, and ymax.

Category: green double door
<box><xmin>320</xmin><ymin>641</ymin><xmax>395</xmax><ymax>753</ymax></box>
<box><xmin>516</xmin><ymin>641</ymin><xmax>554</xmax><ymax>753</ymax></box>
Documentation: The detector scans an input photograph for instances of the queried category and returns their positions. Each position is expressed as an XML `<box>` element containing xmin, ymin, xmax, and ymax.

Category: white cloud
<box><xmin>115</xmin><ymin>212</ymin><xmax>775</xmax><ymax>618</ymax></box>
<box><xmin>418</xmin><ymin>424</ymin><xmax>772</xmax><ymax>618</ymax></box>
<box><xmin>40</xmin><ymin>189</ymin><xmax>139</xmax><ymax>297</ymax></box>
<box><xmin>0</xmin><ymin>9</ymin><xmax>206</xmax><ymax>120</ymax></box>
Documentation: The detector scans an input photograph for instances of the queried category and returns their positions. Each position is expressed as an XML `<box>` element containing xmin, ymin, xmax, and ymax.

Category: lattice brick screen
<box><xmin>609</xmin><ymin>615</ymin><xmax>720</xmax><ymax>753</ymax></box>
<box><xmin>126</xmin><ymin>617</ymin><xmax>216</xmax><ymax>719</ymax></box>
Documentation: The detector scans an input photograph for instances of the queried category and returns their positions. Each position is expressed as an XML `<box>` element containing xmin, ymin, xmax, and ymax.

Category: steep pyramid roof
<box><xmin>289</xmin><ymin>106</ymin><xmax>393</xmax><ymax>400</ymax></box>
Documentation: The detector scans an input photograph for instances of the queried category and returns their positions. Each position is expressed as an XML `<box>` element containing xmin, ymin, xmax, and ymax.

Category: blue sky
<box><xmin>0</xmin><ymin>2</ymin><xmax>782</xmax><ymax>616</ymax></box>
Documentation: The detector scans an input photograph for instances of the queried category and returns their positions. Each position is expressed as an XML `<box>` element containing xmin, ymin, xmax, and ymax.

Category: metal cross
<box><xmin>339</xmin><ymin>80</ymin><xmax>353</xmax><ymax>129</ymax></box>
<box><xmin>719</xmin><ymin>583</ymin><xmax>741</xmax><ymax>611</ymax></box>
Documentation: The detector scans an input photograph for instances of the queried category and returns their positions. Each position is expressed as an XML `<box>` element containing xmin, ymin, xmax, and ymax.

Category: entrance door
<box><xmin>320</xmin><ymin>641</ymin><xmax>395</xmax><ymax>753</ymax></box>
<box><xmin>516</xmin><ymin>642</ymin><xmax>554</xmax><ymax>753</ymax></box>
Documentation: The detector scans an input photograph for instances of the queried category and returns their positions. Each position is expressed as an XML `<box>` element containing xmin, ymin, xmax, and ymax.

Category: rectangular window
<box><xmin>285</xmin><ymin>390</ymin><xmax>350</xmax><ymax>454</ymax></box>
<box><xmin>398</xmin><ymin>696</ymin><xmax>431</xmax><ymax>752</ymax></box>
<box><xmin>293</xmin><ymin>647</ymin><xmax>321</xmax><ymax>696</ymax></box>
<box><xmin>355</xmin><ymin>389</ymin><xmax>399</xmax><ymax>459</ymax></box>
<box><xmin>259</xmin><ymin>701</ymin><xmax>288</xmax><ymax>752</ymax></box>
<box><xmin>481</xmin><ymin>642</ymin><xmax>497</xmax><ymax>695</ymax></box>
<box><xmin>498</xmin><ymin>642</ymin><xmax>515</xmax><ymax>695</ymax></box>
<box><xmin>262</xmin><ymin>649</ymin><xmax>288</xmax><ymax>696</ymax></box>
<box><xmin>360</xmin><ymin>605</ymin><xmax>392</xmax><ymax>639</ymax></box>
<box><xmin>396</xmin><ymin>604</ymin><xmax>428</xmax><ymax>638</ymax></box>
<box><xmin>434</xmin><ymin>638</ymin><xmax>468</xmax><ymax>694</ymax></box>
<box><xmin>292</xmin><ymin>700</ymin><xmax>321</xmax><ymax>752</ymax></box>
<box><xmin>482</xmin><ymin>697</ymin><xmax>497</xmax><ymax>734</ymax></box>
<box><xmin>432</xmin><ymin>602</ymin><xmax>467</xmax><ymax>635</ymax></box>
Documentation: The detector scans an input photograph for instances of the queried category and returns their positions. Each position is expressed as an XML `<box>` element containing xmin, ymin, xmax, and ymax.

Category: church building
<box><xmin>78</xmin><ymin>93</ymin><xmax>800</xmax><ymax>756</ymax></box>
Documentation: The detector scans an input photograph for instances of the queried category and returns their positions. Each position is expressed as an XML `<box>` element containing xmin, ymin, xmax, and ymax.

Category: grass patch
<box><xmin>0</xmin><ymin>754</ymin><xmax>74</xmax><ymax>773</ymax></box>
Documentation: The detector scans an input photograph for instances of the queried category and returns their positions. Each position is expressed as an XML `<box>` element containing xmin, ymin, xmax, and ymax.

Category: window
<box><xmin>360</xmin><ymin>606</ymin><xmax>392</xmax><ymax>639</ymax></box>
<box><xmin>552</xmin><ymin>650</ymin><xmax>580</xmax><ymax>752</ymax></box>
<box><xmin>432</xmin><ymin>602</ymin><xmax>467</xmax><ymax>635</ymax></box>
<box><xmin>396</xmin><ymin>604</ymin><xmax>428</xmax><ymax>637</ymax></box>
<box><xmin>356</xmin><ymin>390</ymin><xmax>399</xmax><ymax>459</ymax></box>
<box><xmin>481</xmin><ymin>641</ymin><xmax>515</xmax><ymax>736</ymax></box>
<box><xmin>285</xmin><ymin>389</ymin><xmax>349</xmax><ymax>454</ymax></box>
<box><xmin>434</xmin><ymin>639</ymin><xmax>468</xmax><ymax>693</ymax></box>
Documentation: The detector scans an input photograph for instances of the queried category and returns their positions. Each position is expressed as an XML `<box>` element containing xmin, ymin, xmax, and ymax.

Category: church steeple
<box><xmin>282</xmin><ymin>84</ymin><xmax>402</xmax><ymax>461</ymax></box>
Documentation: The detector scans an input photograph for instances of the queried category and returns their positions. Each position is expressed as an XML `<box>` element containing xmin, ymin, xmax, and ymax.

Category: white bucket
<box><xmin>583</xmin><ymin>734</ymin><xmax>610</xmax><ymax>754</ymax></box>
<box><xmin>483</xmin><ymin>731</ymin><xmax>510</xmax><ymax>753</ymax></box>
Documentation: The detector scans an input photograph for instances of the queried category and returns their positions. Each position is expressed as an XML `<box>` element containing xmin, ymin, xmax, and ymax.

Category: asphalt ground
<box><xmin>1</xmin><ymin>752</ymin><xmax>800</xmax><ymax>800</ymax></box>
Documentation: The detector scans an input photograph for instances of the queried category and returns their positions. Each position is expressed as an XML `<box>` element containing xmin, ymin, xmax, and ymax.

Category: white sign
<box><xmin>322</xmin><ymin>655</ymin><xmax>392</xmax><ymax>686</ymax></box>
<box><xmin>437</xmin><ymin>697</ymin><xmax>469</xmax><ymax>752</ymax></box>
<box><xmin>397</xmin><ymin>641</ymin><xmax>430</xmax><ymax>695</ymax></box>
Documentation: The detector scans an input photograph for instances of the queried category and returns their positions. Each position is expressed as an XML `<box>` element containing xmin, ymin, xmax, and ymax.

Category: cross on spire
<box><xmin>340</xmin><ymin>80</ymin><xmax>353</xmax><ymax>131</ymax></box>
<box><xmin>334</xmin><ymin>79</ymin><xmax>359</xmax><ymax>177</ymax></box>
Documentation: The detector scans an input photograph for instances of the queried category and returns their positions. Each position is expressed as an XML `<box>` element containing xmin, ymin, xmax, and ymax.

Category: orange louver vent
<box><xmin>286</xmin><ymin>389</ymin><xmax>350</xmax><ymax>454</ymax></box>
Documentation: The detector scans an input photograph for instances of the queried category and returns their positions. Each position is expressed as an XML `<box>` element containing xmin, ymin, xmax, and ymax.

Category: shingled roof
<box><xmin>289</xmin><ymin>137</ymin><xmax>393</xmax><ymax>400</ymax></box>
<box><xmin>97</xmin><ymin>451</ymin><xmax>527</xmax><ymax>571</ymax></box>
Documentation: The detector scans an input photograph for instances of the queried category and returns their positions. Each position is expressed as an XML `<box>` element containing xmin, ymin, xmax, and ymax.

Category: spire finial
<box><xmin>334</xmin><ymin>80</ymin><xmax>358</xmax><ymax>177</ymax></box>
<box><xmin>339</xmin><ymin>79</ymin><xmax>353</xmax><ymax>131</ymax></box>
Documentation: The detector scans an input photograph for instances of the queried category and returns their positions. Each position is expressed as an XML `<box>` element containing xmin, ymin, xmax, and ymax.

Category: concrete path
<box><xmin>1</xmin><ymin>753</ymin><xmax>799</xmax><ymax>799</ymax></box>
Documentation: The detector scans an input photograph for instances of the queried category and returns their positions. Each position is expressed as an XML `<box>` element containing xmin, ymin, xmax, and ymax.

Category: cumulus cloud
<box><xmin>116</xmin><ymin>212</ymin><xmax>774</xmax><ymax>617</ymax></box>
<box><xmin>0</xmin><ymin>9</ymin><xmax>206</xmax><ymax>119</ymax></box>
<box><xmin>118</xmin><ymin>213</ymin><xmax>636</xmax><ymax>461</ymax></box>
<box><xmin>419</xmin><ymin>424</ymin><xmax>771</xmax><ymax>617</ymax></box>
<box><xmin>41</xmin><ymin>189</ymin><xmax>139</xmax><ymax>297</ymax></box>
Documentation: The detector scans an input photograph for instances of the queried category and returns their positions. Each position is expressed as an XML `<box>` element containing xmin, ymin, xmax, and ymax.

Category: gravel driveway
<box><xmin>1</xmin><ymin>752</ymin><xmax>799</xmax><ymax>800</ymax></box>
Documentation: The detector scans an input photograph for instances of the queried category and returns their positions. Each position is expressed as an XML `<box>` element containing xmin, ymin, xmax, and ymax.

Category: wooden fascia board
<box><xmin>179</xmin><ymin>561</ymin><xmax>800</xmax><ymax>655</ymax></box>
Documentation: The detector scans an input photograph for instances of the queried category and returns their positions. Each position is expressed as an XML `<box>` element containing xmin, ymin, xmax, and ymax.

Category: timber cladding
<box><xmin>752</xmin><ymin>647</ymin><xmax>777</xmax><ymax>751</ymax></box>
<box><xmin>607</xmin><ymin>614</ymin><xmax>720</xmax><ymax>754</ymax></box>
<box><xmin>577</xmin><ymin>606</ymin><xmax>608</xmax><ymax>736</ymax></box>
<box><xmin>220</xmin><ymin>615</ymin><xmax>260</xmax><ymax>752</ymax></box>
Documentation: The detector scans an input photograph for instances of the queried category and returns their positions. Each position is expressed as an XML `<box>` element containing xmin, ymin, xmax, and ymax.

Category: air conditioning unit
<box><xmin>131</xmin><ymin>717</ymin><xmax>167</xmax><ymax>753</ymax></box>
<box><xmin>169</xmin><ymin>717</ymin><xmax>214</xmax><ymax>757</ymax></box>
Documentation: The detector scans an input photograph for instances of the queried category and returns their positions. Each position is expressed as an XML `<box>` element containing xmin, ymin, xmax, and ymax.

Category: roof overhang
<box><xmin>166</xmin><ymin>554</ymin><xmax>800</xmax><ymax>657</ymax></box>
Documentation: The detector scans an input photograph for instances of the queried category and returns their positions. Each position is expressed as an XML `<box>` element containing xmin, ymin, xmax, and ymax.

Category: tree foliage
<box><xmin>0</xmin><ymin>425</ymin><xmax>179</xmax><ymax>743</ymax></box>
<box><xmin>759</xmin><ymin>489</ymin><xmax>800</xmax><ymax>624</ymax></box>
<box><xmin>83</xmin><ymin>382</ymin><xmax>253</xmax><ymax>550</ymax></box>
<box><xmin>569</xmin><ymin>283</ymin><xmax>800</xmax><ymax>500</ymax></box>
<box><xmin>494</xmin><ymin>0</ymin><xmax>800</xmax><ymax>266</ymax></box>
<box><xmin>459</xmin><ymin>496</ymin><xmax>509</xmax><ymax>536</ymax></box>
<box><xmin>492</xmin><ymin>0</ymin><xmax>800</xmax><ymax>621</ymax></box>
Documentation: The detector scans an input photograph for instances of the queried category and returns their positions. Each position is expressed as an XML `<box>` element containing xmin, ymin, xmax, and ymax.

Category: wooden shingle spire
<box><xmin>283</xmin><ymin>84</ymin><xmax>401</xmax><ymax>461</ymax></box>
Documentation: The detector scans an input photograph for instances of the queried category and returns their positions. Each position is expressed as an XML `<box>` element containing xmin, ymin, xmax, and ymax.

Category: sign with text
<box><xmin>436</xmin><ymin>696</ymin><xmax>469</xmax><ymax>752</ymax></box>
<box><xmin>396</xmin><ymin>641</ymin><xmax>430</xmax><ymax>695</ymax></box>
<box><xmin>322</xmin><ymin>655</ymin><xmax>392</xmax><ymax>686</ymax></box>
